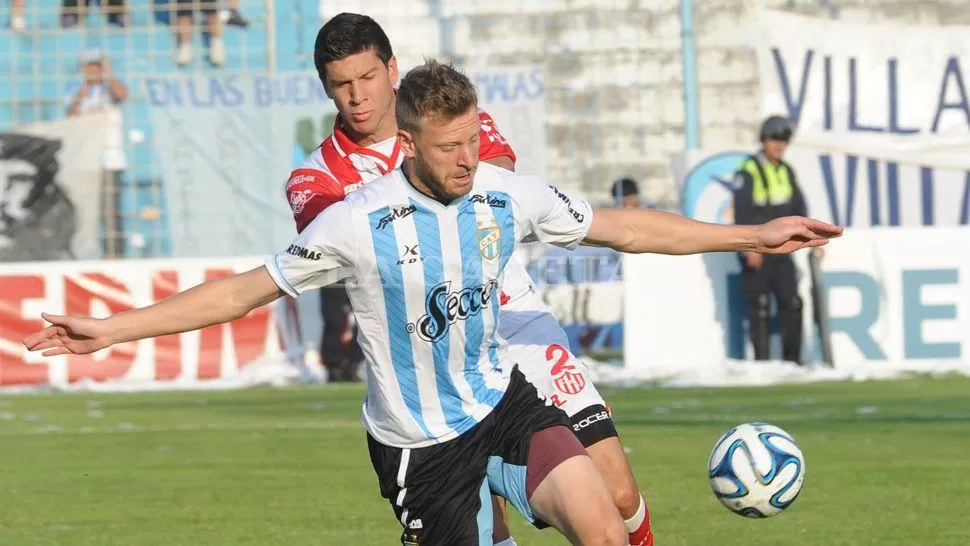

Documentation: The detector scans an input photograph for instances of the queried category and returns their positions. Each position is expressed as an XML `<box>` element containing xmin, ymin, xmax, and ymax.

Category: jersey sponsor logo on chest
<box><xmin>406</xmin><ymin>279</ymin><xmax>499</xmax><ymax>342</ymax></box>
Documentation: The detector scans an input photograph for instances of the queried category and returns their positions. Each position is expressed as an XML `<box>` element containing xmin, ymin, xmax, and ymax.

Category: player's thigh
<box><xmin>525</xmin><ymin>434</ymin><xmax>626</xmax><ymax>545</ymax></box>
<box><xmin>367</xmin><ymin>434</ymin><xmax>493</xmax><ymax>545</ymax></box>
<box><xmin>484</xmin><ymin>368</ymin><xmax>574</xmax><ymax>528</ymax></box>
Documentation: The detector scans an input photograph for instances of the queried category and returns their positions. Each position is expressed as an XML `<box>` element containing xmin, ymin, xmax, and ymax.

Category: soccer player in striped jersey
<box><xmin>288</xmin><ymin>13</ymin><xmax>653</xmax><ymax>545</ymax></box>
<box><xmin>25</xmin><ymin>61</ymin><xmax>842</xmax><ymax>545</ymax></box>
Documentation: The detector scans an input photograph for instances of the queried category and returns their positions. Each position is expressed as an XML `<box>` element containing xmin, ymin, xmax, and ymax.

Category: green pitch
<box><xmin>2</xmin><ymin>375</ymin><xmax>969</xmax><ymax>545</ymax></box>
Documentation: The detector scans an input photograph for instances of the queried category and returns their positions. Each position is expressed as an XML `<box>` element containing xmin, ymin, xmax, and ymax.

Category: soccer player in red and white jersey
<box><xmin>287</xmin><ymin>13</ymin><xmax>653</xmax><ymax>546</ymax></box>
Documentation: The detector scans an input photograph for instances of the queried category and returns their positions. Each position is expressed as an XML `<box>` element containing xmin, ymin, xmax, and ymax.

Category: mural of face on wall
<box><xmin>0</xmin><ymin>133</ymin><xmax>77</xmax><ymax>261</ymax></box>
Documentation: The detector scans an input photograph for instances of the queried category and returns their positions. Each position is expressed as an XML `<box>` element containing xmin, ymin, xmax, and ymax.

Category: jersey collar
<box><xmin>330</xmin><ymin>117</ymin><xmax>403</xmax><ymax>175</ymax></box>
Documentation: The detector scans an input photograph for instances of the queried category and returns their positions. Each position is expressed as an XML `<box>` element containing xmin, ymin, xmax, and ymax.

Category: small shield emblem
<box><xmin>554</xmin><ymin>370</ymin><xmax>587</xmax><ymax>395</ymax></box>
<box><xmin>478</xmin><ymin>224</ymin><xmax>502</xmax><ymax>261</ymax></box>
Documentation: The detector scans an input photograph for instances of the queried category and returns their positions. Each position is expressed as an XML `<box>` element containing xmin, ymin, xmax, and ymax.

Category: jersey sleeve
<box><xmin>286</xmin><ymin>167</ymin><xmax>345</xmax><ymax>233</ymax></box>
<box><xmin>513</xmin><ymin>175</ymin><xmax>593</xmax><ymax>250</ymax></box>
<box><xmin>477</xmin><ymin>108</ymin><xmax>517</xmax><ymax>165</ymax></box>
<box><xmin>265</xmin><ymin>201</ymin><xmax>355</xmax><ymax>297</ymax></box>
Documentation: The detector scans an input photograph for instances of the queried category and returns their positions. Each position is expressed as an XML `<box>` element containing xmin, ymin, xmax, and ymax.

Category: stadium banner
<box><xmin>145</xmin><ymin>67</ymin><xmax>546</xmax><ymax>258</ymax></box>
<box><xmin>144</xmin><ymin>72</ymin><xmax>338</xmax><ymax>258</ymax></box>
<box><xmin>0</xmin><ymin>112</ymin><xmax>109</xmax><ymax>261</ymax></box>
<box><xmin>0</xmin><ymin>257</ymin><xmax>292</xmax><ymax>390</ymax></box>
<box><xmin>745</xmin><ymin>10</ymin><xmax>970</xmax><ymax>227</ymax></box>
<box><xmin>465</xmin><ymin>64</ymin><xmax>548</xmax><ymax>178</ymax></box>
<box><xmin>674</xmin><ymin>143</ymin><xmax>970</xmax><ymax>229</ymax></box>
<box><xmin>623</xmin><ymin>228</ymin><xmax>970</xmax><ymax>383</ymax></box>
<box><xmin>523</xmin><ymin>245</ymin><xmax>623</xmax><ymax>361</ymax></box>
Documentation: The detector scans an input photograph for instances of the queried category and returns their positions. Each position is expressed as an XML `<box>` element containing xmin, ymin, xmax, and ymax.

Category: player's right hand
<box><xmin>23</xmin><ymin>313</ymin><xmax>114</xmax><ymax>356</ymax></box>
<box><xmin>745</xmin><ymin>252</ymin><xmax>763</xmax><ymax>269</ymax></box>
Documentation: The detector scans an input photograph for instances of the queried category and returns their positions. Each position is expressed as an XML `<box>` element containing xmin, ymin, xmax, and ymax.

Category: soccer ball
<box><xmin>708</xmin><ymin>422</ymin><xmax>805</xmax><ymax>518</ymax></box>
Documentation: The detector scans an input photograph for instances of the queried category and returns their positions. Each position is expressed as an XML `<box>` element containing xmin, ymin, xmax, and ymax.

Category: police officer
<box><xmin>733</xmin><ymin>115</ymin><xmax>814</xmax><ymax>365</ymax></box>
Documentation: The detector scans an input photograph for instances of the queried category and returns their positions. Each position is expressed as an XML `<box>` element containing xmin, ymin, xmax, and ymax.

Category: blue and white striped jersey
<box><xmin>265</xmin><ymin>162</ymin><xmax>593</xmax><ymax>448</ymax></box>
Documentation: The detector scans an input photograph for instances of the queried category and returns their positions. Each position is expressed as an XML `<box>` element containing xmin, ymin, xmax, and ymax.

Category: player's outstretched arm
<box><xmin>583</xmin><ymin>208</ymin><xmax>843</xmax><ymax>255</ymax></box>
<box><xmin>23</xmin><ymin>266</ymin><xmax>285</xmax><ymax>356</ymax></box>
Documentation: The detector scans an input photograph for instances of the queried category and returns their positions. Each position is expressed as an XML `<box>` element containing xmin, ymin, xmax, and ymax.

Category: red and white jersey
<box><xmin>286</xmin><ymin>108</ymin><xmax>536</xmax><ymax>302</ymax></box>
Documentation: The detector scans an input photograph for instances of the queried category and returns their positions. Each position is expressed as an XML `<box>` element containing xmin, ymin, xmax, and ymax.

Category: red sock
<box><xmin>625</xmin><ymin>496</ymin><xmax>653</xmax><ymax>546</ymax></box>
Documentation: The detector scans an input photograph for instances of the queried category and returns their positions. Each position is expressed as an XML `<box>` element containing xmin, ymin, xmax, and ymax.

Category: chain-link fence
<box><xmin>4</xmin><ymin>0</ymin><xmax>968</xmax><ymax>259</ymax></box>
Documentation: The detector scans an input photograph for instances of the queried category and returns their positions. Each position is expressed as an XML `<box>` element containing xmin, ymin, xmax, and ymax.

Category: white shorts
<box><xmin>499</xmin><ymin>289</ymin><xmax>616</xmax><ymax>446</ymax></box>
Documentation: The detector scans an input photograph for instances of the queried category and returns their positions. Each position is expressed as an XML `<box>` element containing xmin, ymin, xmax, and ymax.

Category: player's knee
<box><xmin>612</xmin><ymin>479</ymin><xmax>642</xmax><ymax>517</ymax></box>
<box><xmin>600</xmin><ymin>518</ymin><xmax>630</xmax><ymax>546</ymax></box>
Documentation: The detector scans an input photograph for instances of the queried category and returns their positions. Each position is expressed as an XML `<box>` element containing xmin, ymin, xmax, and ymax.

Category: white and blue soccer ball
<box><xmin>708</xmin><ymin>422</ymin><xmax>805</xmax><ymax>518</ymax></box>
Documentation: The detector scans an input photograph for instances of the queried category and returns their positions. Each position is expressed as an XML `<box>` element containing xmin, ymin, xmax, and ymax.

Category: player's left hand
<box><xmin>753</xmin><ymin>217</ymin><xmax>843</xmax><ymax>255</ymax></box>
<box><xmin>22</xmin><ymin>313</ymin><xmax>115</xmax><ymax>356</ymax></box>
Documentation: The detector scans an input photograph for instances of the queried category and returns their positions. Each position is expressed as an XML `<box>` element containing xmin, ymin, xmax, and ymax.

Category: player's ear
<box><xmin>387</xmin><ymin>56</ymin><xmax>399</xmax><ymax>86</ymax></box>
<box><xmin>398</xmin><ymin>129</ymin><xmax>416</xmax><ymax>158</ymax></box>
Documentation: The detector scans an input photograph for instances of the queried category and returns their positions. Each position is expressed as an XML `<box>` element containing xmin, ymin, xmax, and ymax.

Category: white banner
<box><xmin>145</xmin><ymin>72</ymin><xmax>338</xmax><ymax>257</ymax></box>
<box><xmin>468</xmin><ymin>65</ymin><xmax>547</xmax><ymax>178</ymax></box>
<box><xmin>0</xmin><ymin>113</ymin><xmax>108</xmax><ymax>261</ymax></box>
<box><xmin>623</xmin><ymin>228</ymin><xmax>970</xmax><ymax>384</ymax></box>
<box><xmin>0</xmin><ymin>257</ymin><xmax>294</xmax><ymax>390</ymax></box>
<box><xmin>750</xmin><ymin>10</ymin><xmax>970</xmax><ymax>227</ymax></box>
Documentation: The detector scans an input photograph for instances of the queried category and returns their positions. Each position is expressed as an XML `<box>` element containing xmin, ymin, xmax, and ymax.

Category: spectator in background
<box><xmin>9</xmin><ymin>0</ymin><xmax>25</xmax><ymax>32</ymax></box>
<box><xmin>62</xmin><ymin>0</ymin><xmax>128</xmax><ymax>28</ymax></box>
<box><xmin>67</xmin><ymin>49</ymin><xmax>129</xmax><ymax>258</ymax></box>
<box><xmin>173</xmin><ymin>1</ymin><xmax>225</xmax><ymax>67</ymax></box>
<box><xmin>732</xmin><ymin>115</ymin><xmax>815</xmax><ymax>366</ymax></box>
<box><xmin>611</xmin><ymin>177</ymin><xmax>641</xmax><ymax>208</ymax></box>
<box><xmin>221</xmin><ymin>0</ymin><xmax>248</xmax><ymax>28</ymax></box>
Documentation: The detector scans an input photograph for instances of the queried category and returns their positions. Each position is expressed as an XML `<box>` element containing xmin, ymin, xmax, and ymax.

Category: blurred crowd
<box><xmin>8</xmin><ymin>1</ymin><xmax>250</xmax><ymax>66</ymax></box>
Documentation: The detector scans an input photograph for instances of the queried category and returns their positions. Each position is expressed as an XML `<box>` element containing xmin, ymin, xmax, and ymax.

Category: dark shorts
<box><xmin>174</xmin><ymin>0</ymin><xmax>217</xmax><ymax>17</ymax></box>
<box><xmin>367</xmin><ymin>367</ymin><xmax>584</xmax><ymax>545</ymax></box>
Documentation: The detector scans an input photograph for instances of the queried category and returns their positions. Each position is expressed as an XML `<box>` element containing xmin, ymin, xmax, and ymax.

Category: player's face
<box><xmin>401</xmin><ymin>108</ymin><xmax>481</xmax><ymax>202</ymax></box>
<box><xmin>763</xmin><ymin>139</ymin><xmax>789</xmax><ymax>163</ymax></box>
<box><xmin>324</xmin><ymin>48</ymin><xmax>399</xmax><ymax>145</ymax></box>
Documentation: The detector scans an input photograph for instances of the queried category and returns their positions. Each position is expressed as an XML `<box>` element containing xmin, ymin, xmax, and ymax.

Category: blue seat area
<box><xmin>0</xmin><ymin>1</ymin><xmax>303</xmax><ymax>258</ymax></box>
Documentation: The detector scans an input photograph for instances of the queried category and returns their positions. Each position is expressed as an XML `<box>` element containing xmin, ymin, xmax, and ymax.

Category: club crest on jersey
<box><xmin>549</xmin><ymin>345</ymin><xmax>587</xmax><ymax>395</ymax></box>
<box><xmin>477</xmin><ymin>219</ymin><xmax>502</xmax><ymax>261</ymax></box>
<box><xmin>407</xmin><ymin>279</ymin><xmax>499</xmax><ymax>342</ymax></box>
<box><xmin>288</xmin><ymin>189</ymin><xmax>313</xmax><ymax>214</ymax></box>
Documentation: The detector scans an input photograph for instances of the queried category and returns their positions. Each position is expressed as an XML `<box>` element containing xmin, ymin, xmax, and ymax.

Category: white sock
<box><xmin>494</xmin><ymin>538</ymin><xmax>517</xmax><ymax>546</ymax></box>
<box><xmin>624</xmin><ymin>494</ymin><xmax>647</xmax><ymax>533</ymax></box>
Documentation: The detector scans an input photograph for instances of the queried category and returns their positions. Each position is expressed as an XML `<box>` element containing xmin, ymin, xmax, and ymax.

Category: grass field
<box><xmin>2</xmin><ymin>375</ymin><xmax>970</xmax><ymax>545</ymax></box>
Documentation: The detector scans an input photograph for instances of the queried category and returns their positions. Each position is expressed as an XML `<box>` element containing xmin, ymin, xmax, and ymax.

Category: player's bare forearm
<box><xmin>584</xmin><ymin>208</ymin><xmax>758</xmax><ymax>255</ymax></box>
<box><xmin>107</xmin><ymin>266</ymin><xmax>284</xmax><ymax>344</ymax></box>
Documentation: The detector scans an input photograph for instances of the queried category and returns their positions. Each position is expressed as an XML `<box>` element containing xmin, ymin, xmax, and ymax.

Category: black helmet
<box><xmin>759</xmin><ymin>115</ymin><xmax>794</xmax><ymax>142</ymax></box>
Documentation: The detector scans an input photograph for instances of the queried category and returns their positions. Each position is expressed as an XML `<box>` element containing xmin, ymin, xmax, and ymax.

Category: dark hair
<box><xmin>396</xmin><ymin>60</ymin><xmax>478</xmax><ymax>135</ymax></box>
<box><xmin>314</xmin><ymin>13</ymin><xmax>393</xmax><ymax>86</ymax></box>
<box><xmin>611</xmin><ymin>177</ymin><xmax>639</xmax><ymax>199</ymax></box>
